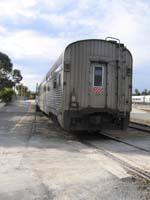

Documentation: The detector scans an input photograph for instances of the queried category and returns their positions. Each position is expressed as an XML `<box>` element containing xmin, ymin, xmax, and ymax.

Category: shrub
<box><xmin>0</xmin><ymin>88</ymin><xmax>15</xmax><ymax>103</ymax></box>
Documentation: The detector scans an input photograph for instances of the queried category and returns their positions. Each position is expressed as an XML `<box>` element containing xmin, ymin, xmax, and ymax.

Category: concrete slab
<box><xmin>92</xmin><ymin>130</ymin><xmax>150</xmax><ymax>173</ymax></box>
<box><xmin>0</xmin><ymin>101</ymin><xmax>149</xmax><ymax>200</ymax></box>
<box><xmin>131</xmin><ymin>107</ymin><xmax>150</xmax><ymax>124</ymax></box>
<box><xmin>0</xmin><ymin>102</ymin><xmax>6</xmax><ymax>110</ymax></box>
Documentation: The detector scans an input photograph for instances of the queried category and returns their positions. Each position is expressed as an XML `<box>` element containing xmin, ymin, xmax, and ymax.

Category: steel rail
<box><xmin>98</xmin><ymin>130</ymin><xmax>150</xmax><ymax>153</ymax></box>
<box><xmin>78</xmin><ymin>127</ymin><xmax>150</xmax><ymax>181</ymax></box>
<box><xmin>129</xmin><ymin>122</ymin><xmax>150</xmax><ymax>133</ymax></box>
<box><xmin>81</xmin><ymin>139</ymin><xmax>150</xmax><ymax>182</ymax></box>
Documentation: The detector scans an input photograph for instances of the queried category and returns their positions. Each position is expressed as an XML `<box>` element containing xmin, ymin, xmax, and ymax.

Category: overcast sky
<box><xmin>0</xmin><ymin>0</ymin><xmax>149</xmax><ymax>91</ymax></box>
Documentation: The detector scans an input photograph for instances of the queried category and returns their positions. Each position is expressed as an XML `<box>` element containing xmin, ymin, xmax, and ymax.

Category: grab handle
<box><xmin>105</xmin><ymin>36</ymin><xmax>120</xmax><ymax>44</ymax></box>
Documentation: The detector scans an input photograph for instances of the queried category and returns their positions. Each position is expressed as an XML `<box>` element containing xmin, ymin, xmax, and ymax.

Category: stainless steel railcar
<box><xmin>37</xmin><ymin>38</ymin><xmax>133</xmax><ymax>131</ymax></box>
<box><xmin>132</xmin><ymin>95</ymin><xmax>150</xmax><ymax>104</ymax></box>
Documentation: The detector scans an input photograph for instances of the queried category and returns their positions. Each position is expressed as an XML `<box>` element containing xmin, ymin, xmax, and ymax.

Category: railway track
<box><xmin>78</xmin><ymin>127</ymin><xmax>150</xmax><ymax>182</ymax></box>
<box><xmin>98</xmin><ymin>130</ymin><xmax>150</xmax><ymax>153</ymax></box>
<box><xmin>82</xmin><ymin>139</ymin><xmax>150</xmax><ymax>181</ymax></box>
<box><xmin>129</xmin><ymin>121</ymin><xmax>150</xmax><ymax>132</ymax></box>
<box><xmin>41</xmin><ymin>107</ymin><xmax>150</xmax><ymax>182</ymax></box>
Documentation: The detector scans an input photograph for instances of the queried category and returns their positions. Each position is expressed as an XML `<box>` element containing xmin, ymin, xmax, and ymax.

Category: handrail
<box><xmin>105</xmin><ymin>36</ymin><xmax>120</xmax><ymax>44</ymax></box>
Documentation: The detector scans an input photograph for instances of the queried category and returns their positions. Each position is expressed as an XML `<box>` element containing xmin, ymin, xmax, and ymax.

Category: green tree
<box><xmin>141</xmin><ymin>89</ymin><xmax>148</xmax><ymax>95</ymax></box>
<box><xmin>16</xmin><ymin>84</ymin><xmax>23</xmax><ymax>96</ymax></box>
<box><xmin>16</xmin><ymin>84</ymin><xmax>29</xmax><ymax>97</ymax></box>
<box><xmin>0</xmin><ymin>52</ymin><xmax>13</xmax><ymax>90</ymax></box>
<box><xmin>0</xmin><ymin>52</ymin><xmax>12</xmax><ymax>79</ymax></box>
<box><xmin>0</xmin><ymin>52</ymin><xmax>23</xmax><ymax>90</ymax></box>
<box><xmin>134</xmin><ymin>88</ymin><xmax>140</xmax><ymax>95</ymax></box>
<box><xmin>0</xmin><ymin>88</ymin><xmax>15</xmax><ymax>102</ymax></box>
<box><xmin>26</xmin><ymin>90</ymin><xmax>32</xmax><ymax>99</ymax></box>
<box><xmin>12</xmin><ymin>69</ymin><xmax>23</xmax><ymax>84</ymax></box>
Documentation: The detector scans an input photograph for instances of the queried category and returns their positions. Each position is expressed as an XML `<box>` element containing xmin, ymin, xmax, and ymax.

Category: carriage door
<box><xmin>89</xmin><ymin>63</ymin><xmax>106</xmax><ymax>108</ymax></box>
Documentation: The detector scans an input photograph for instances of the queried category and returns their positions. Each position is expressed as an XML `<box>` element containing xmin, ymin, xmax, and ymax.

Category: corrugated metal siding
<box><xmin>38</xmin><ymin>54</ymin><xmax>64</xmax><ymax>118</ymax></box>
<box><xmin>46</xmin><ymin>86</ymin><xmax>63</xmax><ymax>113</ymax></box>
<box><xmin>38</xmin><ymin>39</ymin><xmax>132</xmax><ymax>120</ymax></box>
<box><xmin>107</xmin><ymin>62</ymin><xmax>117</xmax><ymax>109</ymax></box>
<box><xmin>124</xmin><ymin>50</ymin><xmax>132</xmax><ymax>111</ymax></box>
<box><xmin>63</xmin><ymin>40</ymin><xmax>132</xmax><ymax>112</ymax></box>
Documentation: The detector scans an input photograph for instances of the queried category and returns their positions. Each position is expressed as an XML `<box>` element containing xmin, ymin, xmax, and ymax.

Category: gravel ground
<box><xmin>0</xmin><ymin>101</ymin><xmax>149</xmax><ymax>200</ymax></box>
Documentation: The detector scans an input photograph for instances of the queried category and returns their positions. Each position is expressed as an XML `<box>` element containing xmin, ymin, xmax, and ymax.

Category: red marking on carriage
<box><xmin>91</xmin><ymin>87</ymin><xmax>103</xmax><ymax>94</ymax></box>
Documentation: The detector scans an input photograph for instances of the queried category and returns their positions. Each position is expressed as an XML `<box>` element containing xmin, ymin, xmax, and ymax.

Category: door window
<box><xmin>93</xmin><ymin>66</ymin><xmax>103</xmax><ymax>86</ymax></box>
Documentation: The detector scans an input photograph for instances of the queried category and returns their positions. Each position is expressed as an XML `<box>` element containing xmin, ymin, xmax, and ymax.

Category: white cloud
<box><xmin>91</xmin><ymin>0</ymin><xmax>150</xmax><ymax>68</ymax></box>
<box><xmin>21</xmin><ymin>73</ymin><xmax>41</xmax><ymax>91</ymax></box>
<box><xmin>0</xmin><ymin>0</ymin><xmax>149</xmax><ymax>90</ymax></box>
<box><xmin>0</xmin><ymin>30</ymin><xmax>68</xmax><ymax>60</ymax></box>
<box><xmin>38</xmin><ymin>0</ymin><xmax>74</xmax><ymax>11</ymax></box>
<box><xmin>41</xmin><ymin>14</ymin><xmax>67</xmax><ymax>27</ymax></box>
<box><xmin>0</xmin><ymin>0</ymin><xmax>37</xmax><ymax>19</ymax></box>
<box><xmin>0</xmin><ymin>26</ymin><xmax>7</xmax><ymax>34</ymax></box>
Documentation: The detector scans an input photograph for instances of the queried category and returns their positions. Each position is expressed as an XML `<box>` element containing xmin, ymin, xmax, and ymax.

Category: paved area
<box><xmin>0</xmin><ymin>102</ymin><xmax>6</xmax><ymax>110</ymax></box>
<box><xmin>132</xmin><ymin>104</ymin><xmax>150</xmax><ymax>112</ymax></box>
<box><xmin>131</xmin><ymin>106</ymin><xmax>150</xmax><ymax>124</ymax></box>
<box><xmin>0</xmin><ymin>101</ymin><xmax>149</xmax><ymax>199</ymax></box>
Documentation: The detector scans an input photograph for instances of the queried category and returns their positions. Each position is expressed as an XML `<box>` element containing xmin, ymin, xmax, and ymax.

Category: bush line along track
<box><xmin>79</xmin><ymin>127</ymin><xmax>150</xmax><ymax>181</ymax></box>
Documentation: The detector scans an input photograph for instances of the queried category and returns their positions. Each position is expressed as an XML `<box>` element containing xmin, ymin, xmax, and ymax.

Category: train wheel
<box><xmin>121</xmin><ymin>113</ymin><xmax>130</xmax><ymax>130</ymax></box>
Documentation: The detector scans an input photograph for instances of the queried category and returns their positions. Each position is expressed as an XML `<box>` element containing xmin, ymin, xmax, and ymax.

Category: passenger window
<box><xmin>58</xmin><ymin>73</ymin><xmax>61</xmax><ymax>87</ymax></box>
<box><xmin>53</xmin><ymin>74</ymin><xmax>57</xmax><ymax>89</ymax></box>
<box><xmin>38</xmin><ymin>86</ymin><xmax>40</xmax><ymax>93</ymax></box>
<box><xmin>44</xmin><ymin>85</ymin><xmax>46</xmax><ymax>92</ymax></box>
<box><xmin>47</xmin><ymin>86</ymin><xmax>50</xmax><ymax>91</ymax></box>
<box><xmin>93</xmin><ymin>66</ymin><xmax>103</xmax><ymax>86</ymax></box>
<box><xmin>53</xmin><ymin>80</ymin><xmax>57</xmax><ymax>89</ymax></box>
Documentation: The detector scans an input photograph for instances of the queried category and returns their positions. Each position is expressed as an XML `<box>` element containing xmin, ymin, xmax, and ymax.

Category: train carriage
<box><xmin>132</xmin><ymin>96</ymin><xmax>150</xmax><ymax>104</ymax></box>
<box><xmin>37</xmin><ymin>38</ymin><xmax>133</xmax><ymax>131</ymax></box>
